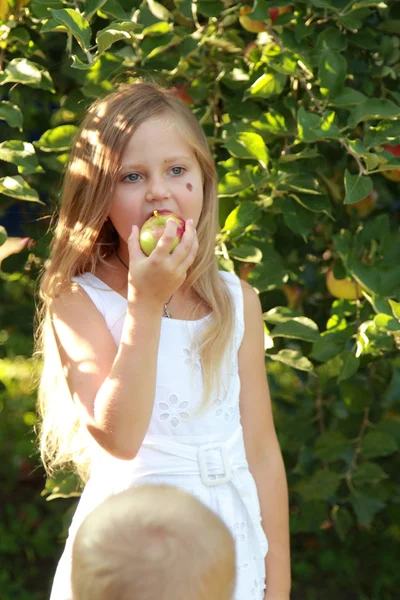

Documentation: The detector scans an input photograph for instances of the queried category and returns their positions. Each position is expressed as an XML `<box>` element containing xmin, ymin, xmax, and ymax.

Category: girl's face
<box><xmin>109</xmin><ymin>116</ymin><xmax>204</xmax><ymax>246</ymax></box>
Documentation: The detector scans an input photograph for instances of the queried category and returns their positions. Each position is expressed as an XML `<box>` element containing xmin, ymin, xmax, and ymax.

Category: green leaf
<box><xmin>292</xmin><ymin>193</ymin><xmax>333</xmax><ymax>217</ymax></box>
<box><xmin>283</xmin><ymin>197</ymin><xmax>315</xmax><ymax>238</ymax></box>
<box><xmin>329</xmin><ymin>87</ymin><xmax>367</xmax><ymax>107</ymax></box>
<box><xmin>36</xmin><ymin>125</ymin><xmax>78</xmax><ymax>152</ymax></box>
<box><xmin>96</xmin><ymin>22</ymin><xmax>138</xmax><ymax>54</ymax></box>
<box><xmin>360</xmin><ymin>431</ymin><xmax>398</xmax><ymax>458</ymax></box>
<box><xmin>388</xmin><ymin>299</ymin><xmax>400</xmax><ymax>321</ymax></box>
<box><xmin>271</xmin><ymin>317</ymin><xmax>320</xmax><ymax>342</ymax></box>
<box><xmin>247</xmin><ymin>0</ymin><xmax>270</xmax><ymax>21</ymax></box>
<box><xmin>247</xmin><ymin>73</ymin><xmax>287</xmax><ymax>99</ymax></box>
<box><xmin>352</xmin><ymin>463</ymin><xmax>388</xmax><ymax>487</ymax></box>
<box><xmin>340</xmin><ymin>378</ymin><xmax>372</xmax><ymax>413</ymax></box>
<box><xmin>0</xmin><ymin>141</ymin><xmax>41</xmax><ymax>175</ymax></box>
<box><xmin>142</xmin><ymin>22</ymin><xmax>170</xmax><ymax>37</ymax></box>
<box><xmin>41</xmin><ymin>470</ymin><xmax>83</xmax><ymax>500</ymax></box>
<box><xmin>384</xmin><ymin>369</ymin><xmax>400</xmax><ymax>407</ymax></box>
<box><xmin>338</xmin><ymin>351</ymin><xmax>360</xmax><ymax>382</ymax></box>
<box><xmin>251</xmin><ymin>110</ymin><xmax>287</xmax><ymax>136</ymax></box>
<box><xmin>296</xmin><ymin>470</ymin><xmax>342</xmax><ymax>501</ymax></box>
<box><xmin>350</xmin><ymin>490</ymin><xmax>385</xmax><ymax>527</ymax></box>
<box><xmin>147</xmin><ymin>0</ymin><xmax>172</xmax><ymax>20</ymax></box>
<box><xmin>317</xmin><ymin>26</ymin><xmax>348</xmax><ymax>52</ymax></box>
<box><xmin>269</xmin><ymin>349</ymin><xmax>314</xmax><ymax>373</ymax></box>
<box><xmin>297</xmin><ymin>108</ymin><xmax>340</xmax><ymax>142</ymax></box>
<box><xmin>286</xmin><ymin>174</ymin><xmax>321</xmax><ymax>195</ymax></box>
<box><xmin>333</xmin><ymin>506</ymin><xmax>353</xmax><ymax>541</ymax></box>
<box><xmin>364</xmin><ymin>120</ymin><xmax>400</xmax><ymax>149</ymax></box>
<box><xmin>222</xmin><ymin>203</ymin><xmax>262</xmax><ymax>235</ymax></box>
<box><xmin>229</xmin><ymin>245</ymin><xmax>263</xmax><ymax>263</ymax></box>
<box><xmin>248</xmin><ymin>247</ymin><xmax>286</xmax><ymax>291</ymax></box>
<box><xmin>40</xmin><ymin>18</ymin><xmax>68</xmax><ymax>34</ymax></box>
<box><xmin>314</xmin><ymin>431</ymin><xmax>351</xmax><ymax>462</ymax></box>
<box><xmin>0</xmin><ymin>102</ymin><xmax>23</xmax><ymax>130</ymax></box>
<box><xmin>71</xmin><ymin>55</ymin><xmax>93</xmax><ymax>70</ymax></box>
<box><xmin>218</xmin><ymin>171</ymin><xmax>253</xmax><ymax>197</ymax></box>
<box><xmin>347</xmin><ymin>98</ymin><xmax>400</xmax><ymax>128</ymax></box>
<box><xmin>339</xmin><ymin>8</ymin><xmax>371</xmax><ymax>32</ymax></box>
<box><xmin>0</xmin><ymin>58</ymin><xmax>54</xmax><ymax>91</ymax></box>
<box><xmin>0</xmin><ymin>176</ymin><xmax>42</xmax><ymax>203</ymax></box>
<box><xmin>344</xmin><ymin>171</ymin><xmax>373</xmax><ymax>205</ymax></box>
<box><xmin>224</xmin><ymin>132</ymin><xmax>269</xmax><ymax>168</ymax></box>
<box><xmin>50</xmin><ymin>8</ymin><xmax>92</xmax><ymax>50</ymax></box>
<box><xmin>84</xmin><ymin>0</ymin><xmax>107</xmax><ymax>21</ymax></box>
<box><xmin>264</xmin><ymin>306</ymin><xmax>302</xmax><ymax>325</ymax></box>
<box><xmin>0</xmin><ymin>226</ymin><xmax>7</xmax><ymax>246</ymax></box>
<box><xmin>378</xmin><ymin>19</ymin><xmax>400</xmax><ymax>34</ymax></box>
<box><xmin>319</xmin><ymin>50</ymin><xmax>347</xmax><ymax>97</ymax></box>
<box><xmin>374</xmin><ymin>313</ymin><xmax>400</xmax><ymax>332</ymax></box>
<box><xmin>99</xmin><ymin>0</ymin><xmax>126</xmax><ymax>19</ymax></box>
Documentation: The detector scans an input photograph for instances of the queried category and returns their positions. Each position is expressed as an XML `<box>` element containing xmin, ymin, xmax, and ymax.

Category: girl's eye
<box><xmin>170</xmin><ymin>166</ymin><xmax>185</xmax><ymax>176</ymax></box>
<box><xmin>122</xmin><ymin>173</ymin><xmax>141</xmax><ymax>183</ymax></box>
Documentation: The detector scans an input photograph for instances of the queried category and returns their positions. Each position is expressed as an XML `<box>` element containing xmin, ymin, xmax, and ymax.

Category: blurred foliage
<box><xmin>1</xmin><ymin>0</ymin><xmax>400</xmax><ymax>598</ymax></box>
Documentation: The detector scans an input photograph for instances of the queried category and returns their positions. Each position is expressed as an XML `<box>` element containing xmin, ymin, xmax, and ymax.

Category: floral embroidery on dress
<box><xmin>234</xmin><ymin>521</ymin><xmax>247</xmax><ymax>543</ymax></box>
<box><xmin>214</xmin><ymin>398</ymin><xmax>236</xmax><ymax>422</ymax></box>
<box><xmin>158</xmin><ymin>394</ymin><xmax>190</xmax><ymax>428</ymax></box>
<box><xmin>183</xmin><ymin>347</ymin><xmax>201</xmax><ymax>372</ymax></box>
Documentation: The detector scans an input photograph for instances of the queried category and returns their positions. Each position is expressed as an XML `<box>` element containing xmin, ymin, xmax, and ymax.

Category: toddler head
<box><xmin>71</xmin><ymin>484</ymin><xmax>236</xmax><ymax>600</ymax></box>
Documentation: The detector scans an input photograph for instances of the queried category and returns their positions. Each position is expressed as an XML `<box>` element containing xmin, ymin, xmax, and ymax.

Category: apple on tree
<box><xmin>269</xmin><ymin>5</ymin><xmax>291</xmax><ymax>22</ymax></box>
<box><xmin>346</xmin><ymin>189</ymin><xmax>378</xmax><ymax>218</ymax></box>
<box><xmin>382</xmin><ymin>144</ymin><xmax>400</xmax><ymax>182</ymax></box>
<box><xmin>326</xmin><ymin>266</ymin><xmax>364</xmax><ymax>300</ymax></box>
<box><xmin>139</xmin><ymin>210</ymin><xmax>185</xmax><ymax>256</ymax></box>
<box><xmin>239</xmin><ymin>6</ymin><xmax>268</xmax><ymax>32</ymax></box>
<box><xmin>171</xmin><ymin>86</ymin><xmax>194</xmax><ymax>106</ymax></box>
<box><xmin>239</xmin><ymin>5</ymin><xmax>291</xmax><ymax>33</ymax></box>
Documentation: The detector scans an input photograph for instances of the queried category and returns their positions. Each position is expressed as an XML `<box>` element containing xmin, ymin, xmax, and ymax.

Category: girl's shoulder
<box><xmin>71</xmin><ymin>272</ymin><xmax>126</xmax><ymax>329</ymax></box>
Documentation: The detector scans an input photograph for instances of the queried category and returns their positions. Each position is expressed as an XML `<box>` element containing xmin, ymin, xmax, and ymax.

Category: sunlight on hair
<box><xmin>114</xmin><ymin>113</ymin><xmax>131</xmax><ymax>132</ymax></box>
<box><xmin>81</xmin><ymin>128</ymin><xmax>101</xmax><ymax>146</ymax></box>
<box><xmin>69</xmin><ymin>157</ymin><xmax>91</xmax><ymax>180</ymax></box>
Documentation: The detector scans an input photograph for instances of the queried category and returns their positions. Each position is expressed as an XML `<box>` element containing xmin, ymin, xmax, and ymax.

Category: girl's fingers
<box><xmin>153</xmin><ymin>219</ymin><xmax>179</xmax><ymax>257</ymax></box>
<box><xmin>128</xmin><ymin>225</ymin><xmax>143</xmax><ymax>259</ymax></box>
<box><xmin>172</xmin><ymin>219</ymin><xmax>197</xmax><ymax>266</ymax></box>
<box><xmin>179</xmin><ymin>234</ymin><xmax>199</xmax><ymax>272</ymax></box>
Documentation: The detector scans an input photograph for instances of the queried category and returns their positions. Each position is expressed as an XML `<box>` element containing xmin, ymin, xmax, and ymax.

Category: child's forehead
<box><xmin>122</xmin><ymin>118</ymin><xmax>197</xmax><ymax>160</ymax></box>
<box><xmin>131</xmin><ymin>115</ymin><xmax>185</xmax><ymax>139</ymax></box>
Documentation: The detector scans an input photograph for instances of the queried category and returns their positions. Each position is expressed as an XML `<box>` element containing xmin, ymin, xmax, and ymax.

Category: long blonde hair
<box><xmin>36</xmin><ymin>82</ymin><xmax>235</xmax><ymax>481</ymax></box>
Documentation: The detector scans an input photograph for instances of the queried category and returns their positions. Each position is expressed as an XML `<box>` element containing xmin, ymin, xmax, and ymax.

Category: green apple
<box><xmin>139</xmin><ymin>210</ymin><xmax>186</xmax><ymax>256</ymax></box>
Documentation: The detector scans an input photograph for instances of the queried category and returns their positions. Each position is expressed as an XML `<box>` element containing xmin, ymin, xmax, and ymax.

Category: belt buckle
<box><xmin>198</xmin><ymin>442</ymin><xmax>232</xmax><ymax>487</ymax></box>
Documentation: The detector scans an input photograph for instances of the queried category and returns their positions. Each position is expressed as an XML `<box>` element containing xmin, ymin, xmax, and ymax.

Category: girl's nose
<box><xmin>145</xmin><ymin>177</ymin><xmax>171</xmax><ymax>201</ymax></box>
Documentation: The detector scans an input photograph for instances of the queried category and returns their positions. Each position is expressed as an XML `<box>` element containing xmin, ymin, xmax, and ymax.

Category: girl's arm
<box><xmin>51</xmin><ymin>220</ymin><xmax>198</xmax><ymax>460</ymax></box>
<box><xmin>238</xmin><ymin>281</ymin><xmax>291</xmax><ymax>600</ymax></box>
<box><xmin>51</xmin><ymin>287</ymin><xmax>163</xmax><ymax>460</ymax></box>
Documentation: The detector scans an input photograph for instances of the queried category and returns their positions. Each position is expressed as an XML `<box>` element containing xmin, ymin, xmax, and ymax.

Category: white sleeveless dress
<box><xmin>49</xmin><ymin>270</ymin><xmax>268</xmax><ymax>600</ymax></box>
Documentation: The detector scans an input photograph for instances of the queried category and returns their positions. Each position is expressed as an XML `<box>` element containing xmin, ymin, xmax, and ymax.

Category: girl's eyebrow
<box><xmin>121</xmin><ymin>156</ymin><xmax>193</xmax><ymax>170</ymax></box>
<box><xmin>163</xmin><ymin>155</ymin><xmax>193</xmax><ymax>163</ymax></box>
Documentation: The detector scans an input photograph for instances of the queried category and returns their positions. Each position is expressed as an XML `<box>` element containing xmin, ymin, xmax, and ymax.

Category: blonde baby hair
<box><xmin>35</xmin><ymin>81</ymin><xmax>235</xmax><ymax>481</ymax></box>
<box><xmin>71</xmin><ymin>484</ymin><xmax>236</xmax><ymax>600</ymax></box>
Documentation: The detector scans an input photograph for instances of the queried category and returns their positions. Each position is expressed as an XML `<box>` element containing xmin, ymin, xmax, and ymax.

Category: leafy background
<box><xmin>1</xmin><ymin>0</ymin><xmax>400</xmax><ymax>598</ymax></box>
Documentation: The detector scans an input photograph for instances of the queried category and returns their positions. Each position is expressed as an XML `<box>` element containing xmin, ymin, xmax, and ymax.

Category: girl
<box><xmin>36</xmin><ymin>82</ymin><xmax>290</xmax><ymax>600</ymax></box>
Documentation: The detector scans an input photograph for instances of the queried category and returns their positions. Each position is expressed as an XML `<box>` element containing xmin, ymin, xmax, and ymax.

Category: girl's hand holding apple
<box><xmin>126</xmin><ymin>215</ymin><xmax>198</xmax><ymax>310</ymax></box>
